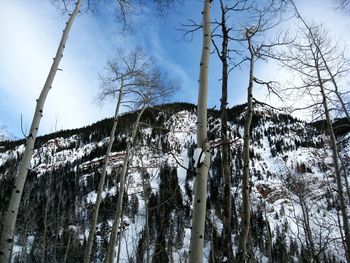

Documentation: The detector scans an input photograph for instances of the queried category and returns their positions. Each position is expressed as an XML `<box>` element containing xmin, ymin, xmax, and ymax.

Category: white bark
<box><xmin>0</xmin><ymin>1</ymin><xmax>81</xmax><ymax>262</ymax></box>
<box><xmin>84</xmin><ymin>86</ymin><xmax>124</xmax><ymax>263</ymax></box>
<box><xmin>105</xmin><ymin>105</ymin><xmax>147</xmax><ymax>263</ymax></box>
<box><xmin>188</xmin><ymin>0</ymin><xmax>211</xmax><ymax>262</ymax></box>
<box><xmin>116</xmin><ymin>212</ymin><xmax>124</xmax><ymax>263</ymax></box>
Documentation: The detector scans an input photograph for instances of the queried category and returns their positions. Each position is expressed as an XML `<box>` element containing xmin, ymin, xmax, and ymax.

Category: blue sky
<box><xmin>0</xmin><ymin>0</ymin><xmax>349</xmax><ymax>138</ymax></box>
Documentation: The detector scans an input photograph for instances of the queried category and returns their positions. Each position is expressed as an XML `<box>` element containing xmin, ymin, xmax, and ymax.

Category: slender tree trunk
<box><xmin>210</xmin><ymin>222</ymin><xmax>215</xmax><ymax>263</ymax></box>
<box><xmin>41</xmin><ymin>167</ymin><xmax>53</xmax><ymax>263</ymax></box>
<box><xmin>237</xmin><ymin>35</ymin><xmax>254</xmax><ymax>263</ymax></box>
<box><xmin>105</xmin><ymin>105</ymin><xmax>147</xmax><ymax>263</ymax></box>
<box><xmin>20</xmin><ymin>221</ymin><xmax>28</xmax><ymax>263</ymax></box>
<box><xmin>63</xmin><ymin>232</ymin><xmax>71</xmax><ymax>263</ymax></box>
<box><xmin>41</xmin><ymin>144</ymin><xmax>56</xmax><ymax>263</ymax></box>
<box><xmin>145</xmin><ymin>201</ymin><xmax>150</xmax><ymax>263</ymax></box>
<box><xmin>299</xmin><ymin>197</ymin><xmax>319</xmax><ymax>263</ymax></box>
<box><xmin>53</xmin><ymin>172</ymin><xmax>63</xmax><ymax>263</ymax></box>
<box><xmin>321</xmin><ymin>92</ymin><xmax>350</xmax><ymax>262</ymax></box>
<box><xmin>339</xmin><ymin>157</ymin><xmax>350</xmax><ymax>205</ymax></box>
<box><xmin>218</xmin><ymin>1</ymin><xmax>233</xmax><ymax>261</ymax></box>
<box><xmin>314</xmin><ymin>54</ymin><xmax>350</xmax><ymax>262</ymax></box>
<box><xmin>84</xmin><ymin>86</ymin><xmax>124</xmax><ymax>263</ymax></box>
<box><xmin>329</xmin><ymin>183</ymin><xmax>348</xmax><ymax>261</ymax></box>
<box><xmin>116</xmin><ymin>212</ymin><xmax>124</xmax><ymax>263</ymax></box>
<box><xmin>320</xmin><ymin>54</ymin><xmax>350</xmax><ymax>121</ymax></box>
<box><xmin>0</xmin><ymin>2</ymin><xmax>81</xmax><ymax>261</ymax></box>
<box><xmin>265</xmin><ymin>211</ymin><xmax>272</xmax><ymax>263</ymax></box>
<box><xmin>141</xmin><ymin>167</ymin><xmax>150</xmax><ymax>263</ymax></box>
<box><xmin>188</xmin><ymin>1</ymin><xmax>211</xmax><ymax>263</ymax></box>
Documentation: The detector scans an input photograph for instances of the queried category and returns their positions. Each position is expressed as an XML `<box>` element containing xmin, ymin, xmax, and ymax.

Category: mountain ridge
<box><xmin>0</xmin><ymin>102</ymin><xmax>349</xmax><ymax>262</ymax></box>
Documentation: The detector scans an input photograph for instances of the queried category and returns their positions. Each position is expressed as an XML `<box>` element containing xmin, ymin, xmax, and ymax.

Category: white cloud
<box><xmin>1</xmin><ymin>0</ymin><xmax>350</xmax><ymax>138</ymax></box>
<box><xmin>0</xmin><ymin>0</ymin><xmax>118</xmax><ymax>136</ymax></box>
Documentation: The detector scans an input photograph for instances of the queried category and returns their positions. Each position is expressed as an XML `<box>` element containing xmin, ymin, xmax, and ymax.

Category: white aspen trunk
<box><xmin>0</xmin><ymin>1</ymin><xmax>81</xmax><ymax>262</ymax></box>
<box><xmin>237</xmin><ymin>35</ymin><xmax>254</xmax><ymax>263</ymax></box>
<box><xmin>84</xmin><ymin>86</ymin><xmax>124</xmax><ymax>263</ymax></box>
<box><xmin>188</xmin><ymin>1</ymin><xmax>211</xmax><ymax>262</ymax></box>
<box><xmin>105</xmin><ymin>105</ymin><xmax>147</xmax><ymax>263</ymax></box>
<box><xmin>116</xmin><ymin>212</ymin><xmax>124</xmax><ymax>263</ymax></box>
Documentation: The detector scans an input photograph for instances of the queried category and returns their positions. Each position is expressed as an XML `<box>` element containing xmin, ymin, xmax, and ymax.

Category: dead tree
<box><xmin>235</xmin><ymin>2</ymin><xmax>287</xmax><ymax>261</ymax></box>
<box><xmin>211</xmin><ymin>1</ymin><xmax>248</xmax><ymax>260</ymax></box>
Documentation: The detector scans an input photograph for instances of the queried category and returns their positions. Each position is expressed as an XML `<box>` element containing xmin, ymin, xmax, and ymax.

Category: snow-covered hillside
<box><xmin>0</xmin><ymin>102</ymin><xmax>349</xmax><ymax>263</ymax></box>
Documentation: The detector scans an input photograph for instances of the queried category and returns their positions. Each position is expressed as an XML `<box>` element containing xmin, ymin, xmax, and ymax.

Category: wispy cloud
<box><xmin>1</xmin><ymin>0</ymin><xmax>350</xmax><ymax>138</ymax></box>
<box><xmin>0</xmin><ymin>0</ymin><xmax>119</xmax><ymax>137</ymax></box>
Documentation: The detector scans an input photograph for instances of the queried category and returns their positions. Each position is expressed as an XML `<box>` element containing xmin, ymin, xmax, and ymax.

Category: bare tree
<box><xmin>333</xmin><ymin>0</ymin><xmax>350</xmax><ymax>10</ymax></box>
<box><xmin>289</xmin><ymin>0</ymin><xmax>350</xmax><ymax>122</ymax></box>
<box><xmin>277</xmin><ymin>159</ymin><xmax>343</xmax><ymax>262</ymax></box>
<box><xmin>0</xmin><ymin>2</ymin><xmax>82</xmax><ymax>261</ymax></box>
<box><xmin>281</xmin><ymin>167</ymin><xmax>319</xmax><ymax>262</ymax></box>
<box><xmin>236</xmin><ymin>26</ymin><xmax>255</xmax><ymax>263</ymax></box>
<box><xmin>235</xmin><ymin>2</ymin><xmax>287</xmax><ymax>261</ymax></box>
<box><xmin>84</xmin><ymin>48</ymin><xmax>153</xmax><ymax>263</ymax></box>
<box><xmin>188</xmin><ymin>1</ymin><xmax>212</xmax><ymax>262</ymax></box>
<box><xmin>100</xmin><ymin>50</ymin><xmax>176</xmax><ymax>263</ymax></box>
<box><xmin>210</xmin><ymin>1</ymin><xmax>248</xmax><ymax>260</ymax></box>
<box><xmin>272</xmin><ymin>22</ymin><xmax>350</xmax><ymax>261</ymax></box>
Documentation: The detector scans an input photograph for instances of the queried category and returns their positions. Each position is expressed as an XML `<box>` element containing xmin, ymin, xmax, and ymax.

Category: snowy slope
<box><xmin>0</xmin><ymin>102</ymin><xmax>349</xmax><ymax>263</ymax></box>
